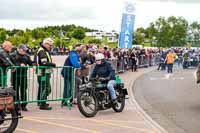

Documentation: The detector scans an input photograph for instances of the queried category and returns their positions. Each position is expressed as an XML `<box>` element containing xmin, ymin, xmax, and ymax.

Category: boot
<box><xmin>40</xmin><ymin>103</ymin><xmax>52</xmax><ymax>110</ymax></box>
<box><xmin>38</xmin><ymin>102</ymin><xmax>49</xmax><ymax>106</ymax></box>
<box><xmin>112</xmin><ymin>99</ymin><xmax>118</xmax><ymax>107</ymax></box>
<box><xmin>22</xmin><ymin>106</ymin><xmax>28</xmax><ymax>112</ymax></box>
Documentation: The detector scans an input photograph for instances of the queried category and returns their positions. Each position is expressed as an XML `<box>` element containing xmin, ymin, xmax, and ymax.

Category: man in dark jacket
<box><xmin>0</xmin><ymin>41</ymin><xmax>15</xmax><ymax>87</ymax></box>
<box><xmin>34</xmin><ymin>38</ymin><xmax>56</xmax><ymax>110</ymax></box>
<box><xmin>61</xmin><ymin>46</ymin><xmax>84</xmax><ymax>106</ymax></box>
<box><xmin>90</xmin><ymin>53</ymin><xmax>117</xmax><ymax>105</ymax></box>
<box><xmin>10</xmin><ymin>44</ymin><xmax>33</xmax><ymax>111</ymax></box>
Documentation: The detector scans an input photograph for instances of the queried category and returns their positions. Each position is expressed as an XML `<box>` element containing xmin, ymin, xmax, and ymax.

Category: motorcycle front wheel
<box><xmin>77</xmin><ymin>90</ymin><xmax>98</xmax><ymax>117</ymax></box>
<box><xmin>0</xmin><ymin>109</ymin><xmax>19</xmax><ymax>133</ymax></box>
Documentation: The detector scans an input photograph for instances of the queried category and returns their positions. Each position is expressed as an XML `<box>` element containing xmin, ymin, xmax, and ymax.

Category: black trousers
<box><xmin>131</xmin><ymin>60</ymin><xmax>137</xmax><ymax>72</ymax></box>
<box><xmin>12</xmin><ymin>76</ymin><xmax>28</xmax><ymax>108</ymax></box>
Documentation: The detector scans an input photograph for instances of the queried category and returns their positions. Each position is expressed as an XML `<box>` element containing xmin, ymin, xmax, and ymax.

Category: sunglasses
<box><xmin>47</xmin><ymin>43</ymin><xmax>53</xmax><ymax>47</ymax></box>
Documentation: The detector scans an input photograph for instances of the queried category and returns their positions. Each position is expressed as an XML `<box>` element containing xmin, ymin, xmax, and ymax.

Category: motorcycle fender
<box><xmin>122</xmin><ymin>88</ymin><xmax>128</xmax><ymax>95</ymax></box>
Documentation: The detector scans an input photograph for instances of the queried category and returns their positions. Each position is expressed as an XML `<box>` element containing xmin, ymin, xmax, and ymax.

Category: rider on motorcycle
<box><xmin>90</xmin><ymin>53</ymin><xmax>118</xmax><ymax>105</ymax></box>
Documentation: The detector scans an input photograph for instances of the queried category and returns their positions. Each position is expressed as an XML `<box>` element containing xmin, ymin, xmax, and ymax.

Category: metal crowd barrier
<box><xmin>4</xmin><ymin>66</ymin><xmax>75</xmax><ymax>109</ymax></box>
<box><xmin>0</xmin><ymin>67</ymin><xmax>4</xmax><ymax>87</ymax></box>
<box><xmin>114</xmin><ymin>54</ymin><xmax>160</xmax><ymax>73</ymax></box>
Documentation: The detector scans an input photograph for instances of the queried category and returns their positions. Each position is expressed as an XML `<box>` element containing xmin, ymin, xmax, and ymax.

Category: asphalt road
<box><xmin>134</xmin><ymin>67</ymin><xmax>200</xmax><ymax>133</ymax></box>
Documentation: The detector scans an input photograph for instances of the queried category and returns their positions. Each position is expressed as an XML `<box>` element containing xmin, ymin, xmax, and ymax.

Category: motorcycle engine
<box><xmin>98</xmin><ymin>91</ymin><xmax>110</xmax><ymax>110</ymax></box>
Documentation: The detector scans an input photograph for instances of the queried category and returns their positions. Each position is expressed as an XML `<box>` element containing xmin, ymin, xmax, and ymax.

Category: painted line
<box><xmin>194</xmin><ymin>70</ymin><xmax>197</xmax><ymax>80</ymax></box>
<box><xmin>103</xmin><ymin>120</ymin><xmax>144</xmax><ymax>124</ymax></box>
<box><xmin>88</xmin><ymin>119</ymin><xmax>153</xmax><ymax>133</ymax></box>
<box><xmin>150</xmin><ymin>77</ymin><xmax>157</xmax><ymax>81</ymax></box>
<box><xmin>25</xmin><ymin>116</ymin><xmax>152</xmax><ymax>132</ymax></box>
<box><xmin>16</xmin><ymin>128</ymin><xmax>38</xmax><ymax>133</ymax></box>
<box><xmin>162</xmin><ymin>74</ymin><xmax>173</xmax><ymax>80</ymax></box>
<box><xmin>24</xmin><ymin>117</ymin><xmax>101</xmax><ymax>133</ymax></box>
<box><xmin>25</xmin><ymin>116</ymin><xmax>145</xmax><ymax>124</ymax></box>
<box><xmin>25</xmin><ymin>116</ymin><xmax>88</xmax><ymax>121</ymax></box>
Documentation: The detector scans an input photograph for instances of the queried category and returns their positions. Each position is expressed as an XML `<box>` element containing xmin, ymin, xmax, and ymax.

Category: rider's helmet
<box><xmin>95</xmin><ymin>53</ymin><xmax>105</xmax><ymax>65</ymax></box>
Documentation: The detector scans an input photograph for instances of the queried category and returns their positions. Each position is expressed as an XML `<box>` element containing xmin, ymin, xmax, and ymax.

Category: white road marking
<box><xmin>194</xmin><ymin>70</ymin><xmax>197</xmax><ymax>80</ymax></box>
<box><xmin>150</xmin><ymin>73</ymin><xmax>180</xmax><ymax>80</ymax></box>
<box><xmin>150</xmin><ymin>78</ymin><xmax>157</xmax><ymax>80</ymax></box>
<box><xmin>162</xmin><ymin>74</ymin><xmax>173</xmax><ymax>80</ymax></box>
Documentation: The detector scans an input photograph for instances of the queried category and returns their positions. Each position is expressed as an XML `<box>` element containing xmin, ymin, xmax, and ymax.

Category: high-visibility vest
<box><xmin>37</xmin><ymin>47</ymin><xmax>52</xmax><ymax>63</ymax></box>
<box><xmin>36</xmin><ymin>47</ymin><xmax>53</xmax><ymax>75</ymax></box>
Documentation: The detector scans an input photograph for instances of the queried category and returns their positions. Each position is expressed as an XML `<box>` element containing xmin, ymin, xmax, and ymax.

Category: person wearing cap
<box><xmin>34</xmin><ymin>38</ymin><xmax>56</xmax><ymax>110</ymax></box>
<box><xmin>0</xmin><ymin>41</ymin><xmax>15</xmax><ymax>87</ymax></box>
<box><xmin>61</xmin><ymin>45</ymin><xmax>84</xmax><ymax>106</ymax></box>
<box><xmin>10</xmin><ymin>44</ymin><xmax>33</xmax><ymax>111</ymax></box>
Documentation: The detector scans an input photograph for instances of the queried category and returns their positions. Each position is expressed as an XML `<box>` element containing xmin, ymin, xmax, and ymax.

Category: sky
<box><xmin>0</xmin><ymin>0</ymin><xmax>200</xmax><ymax>31</ymax></box>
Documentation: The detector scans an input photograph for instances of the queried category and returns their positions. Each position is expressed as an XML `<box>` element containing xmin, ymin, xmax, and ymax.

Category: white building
<box><xmin>85</xmin><ymin>31</ymin><xmax>118</xmax><ymax>43</ymax></box>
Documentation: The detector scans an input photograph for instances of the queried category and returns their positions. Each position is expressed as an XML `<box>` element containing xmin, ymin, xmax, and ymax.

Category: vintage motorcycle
<box><xmin>0</xmin><ymin>87</ymin><xmax>22</xmax><ymax>133</ymax></box>
<box><xmin>77</xmin><ymin>76</ymin><xmax>128</xmax><ymax>117</ymax></box>
<box><xmin>183</xmin><ymin>56</ymin><xmax>199</xmax><ymax>69</ymax></box>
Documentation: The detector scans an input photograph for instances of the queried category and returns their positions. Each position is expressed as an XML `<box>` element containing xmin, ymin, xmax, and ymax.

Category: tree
<box><xmin>188</xmin><ymin>22</ymin><xmax>200</xmax><ymax>46</ymax></box>
<box><xmin>0</xmin><ymin>28</ymin><xmax>7</xmax><ymax>44</ymax></box>
<box><xmin>72</xmin><ymin>28</ymin><xmax>86</xmax><ymax>42</ymax></box>
<box><xmin>133</xmin><ymin>27</ymin><xmax>146</xmax><ymax>45</ymax></box>
<box><xmin>54</xmin><ymin>37</ymin><xmax>62</xmax><ymax>47</ymax></box>
<box><xmin>88</xmin><ymin>39</ymin><xmax>102</xmax><ymax>44</ymax></box>
<box><xmin>145</xmin><ymin>16</ymin><xmax>188</xmax><ymax>47</ymax></box>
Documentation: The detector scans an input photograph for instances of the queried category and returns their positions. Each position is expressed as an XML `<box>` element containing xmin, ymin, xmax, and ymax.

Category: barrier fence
<box><xmin>0</xmin><ymin>68</ymin><xmax>3</xmax><ymax>87</ymax></box>
<box><xmin>0</xmin><ymin>53</ymin><xmax>160</xmax><ymax>109</ymax></box>
<box><xmin>1</xmin><ymin>66</ymin><xmax>75</xmax><ymax>109</ymax></box>
<box><xmin>114</xmin><ymin>53</ymin><xmax>160</xmax><ymax>73</ymax></box>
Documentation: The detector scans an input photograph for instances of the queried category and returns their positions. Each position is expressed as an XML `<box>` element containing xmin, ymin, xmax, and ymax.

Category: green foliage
<box><xmin>72</xmin><ymin>27</ymin><xmax>86</xmax><ymax>41</ymax></box>
<box><xmin>133</xmin><ymin>16</ymin><xmax>189</xmax><ymax>48</ymax></box>
<box><xmin>0</xmin><ymin>17</ymin><xmax>197</xmax><ymax>49</ymax></box>
<box><xmin>107</xmin><ymin>43</ymin><xmax>117</xmax><ymax>48</ymax></box>
<box><xmin>188</xmin><ymin>21</ymin><xmax>200</xmax><ymax>47</ymax></box>
<box><xmin>0</xmin><ymin>24</ymin><xmax>93</xmax><ymax>47</ymax></box>
<box><xmin>88</xmin><ymin>38</ymin><xmax>102</xmax><ymax>44</ymax></box>
<box><xmin>0</xmin><ymin>28</ymin><xmax>7</xmax><ymax>44</ymax></box>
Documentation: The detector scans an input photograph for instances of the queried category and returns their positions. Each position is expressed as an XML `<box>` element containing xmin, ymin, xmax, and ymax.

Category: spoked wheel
<box><xmin>0</xmin><ymin>109</ymin><xmax>19</xmax><ymax>133</ymax></box>
<box><xmin>112</xmin><ymin>91</ymin><xmax>125</xmax><ymax>112</ymax></box>
<box><xmin>77</xmin><ymin>90</ymin><xmax>98</xmax><ymax>117</ymax></box>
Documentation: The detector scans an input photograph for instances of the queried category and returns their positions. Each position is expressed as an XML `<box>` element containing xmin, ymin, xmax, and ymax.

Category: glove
<box><xmin>98</xmin><ymin>77</ymin><xmax>106</xmax><ymax>81</ymax></box>
<box><xmin>52</xmin><ymin>63</ymin><xmax>56</xmax><ymax>68</ymax></box>
<box><xmin>89</xmin><ymin>78</ymin><xmax>96</xmax><ymax>82</ymax></box>
<box><xmin>104</xmin><ymin>76</ymin><xmax>111</xmax><ymax>80</ymax></box>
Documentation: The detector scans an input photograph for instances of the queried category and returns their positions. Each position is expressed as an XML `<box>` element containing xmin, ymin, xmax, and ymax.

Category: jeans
<box><xmin>167</xmin><ymin>64</ymin><xmax>173</xmax><ymax>73</ymax></box>
<box><xmin>107</xmin><ymin>80</ymin><xmax>117</xmax><ymax>100</ymax></box>
<box><xmin>118</xmin><ymin>60</ymin><xmax>124</xmax><ymax>72</ymax></box>
<box><xmin>63</xmin><ymin>76</ymin><xmax>81</xmax><ymax>101</ymax></box>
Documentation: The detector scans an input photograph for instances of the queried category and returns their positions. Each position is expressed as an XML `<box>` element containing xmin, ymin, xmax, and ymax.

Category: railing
<box><xmin>3</xmin><ymin>66</ymin><xmax>75</xmax><ymax>109</ymax></box>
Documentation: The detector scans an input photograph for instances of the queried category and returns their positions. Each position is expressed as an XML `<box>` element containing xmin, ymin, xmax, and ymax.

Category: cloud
<box><xmin>139</xmin><ymin>0</ymin><xmax>200</xmax><ymax>3</ymax></box>
<box><xmin>0</xmin><ymin>0</ymin><xmax>97</xmax><ymax>21</ymax></box>
<box><xmin>0</xmin><ymin>0</ymin><xmax>199</xmax><ymax>31</ymax></box>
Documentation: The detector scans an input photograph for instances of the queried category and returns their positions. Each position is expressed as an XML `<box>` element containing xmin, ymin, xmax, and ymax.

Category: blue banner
<box><xmin>119</xmin><ymin>13</ymin><xmax>135</xmax><ymax>49</ymax></box>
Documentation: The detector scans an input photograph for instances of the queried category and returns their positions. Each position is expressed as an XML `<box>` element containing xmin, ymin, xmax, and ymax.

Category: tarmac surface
<box><xmin>134</xmin><ymin>67</ymin><xmax>199</xmax><ymax>133</ymax></box>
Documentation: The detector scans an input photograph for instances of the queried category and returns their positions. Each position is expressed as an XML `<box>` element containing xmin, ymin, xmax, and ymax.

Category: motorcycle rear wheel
<box><xmin>0</xmin><ymin>109</ymin><xmax>19</xmax><ymax>133</ymax></box>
